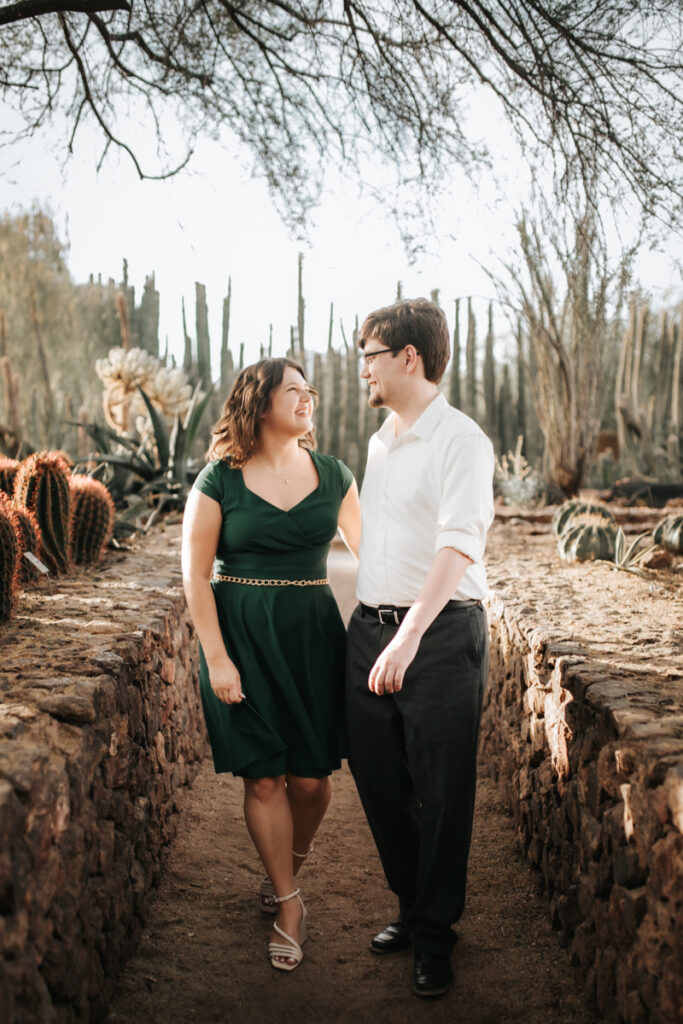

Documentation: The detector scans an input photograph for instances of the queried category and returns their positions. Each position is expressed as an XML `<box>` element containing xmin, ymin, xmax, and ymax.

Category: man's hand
<box><xmin>368</xmin><ymin>627</ymin><xmax>421</xmax><ymax>695</ymax></box>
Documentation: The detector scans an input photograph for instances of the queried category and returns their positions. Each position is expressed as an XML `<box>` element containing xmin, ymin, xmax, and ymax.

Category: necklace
<box><xmin>256</xmin><ymin>456</ymin><xmax>299</xmax><ymax>485</ymax></box>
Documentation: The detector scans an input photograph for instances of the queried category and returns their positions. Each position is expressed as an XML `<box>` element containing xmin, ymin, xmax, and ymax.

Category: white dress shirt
<box><xmin>357</xmin><ymin>392</ymin><xmax>495</xmax><ymax>605</ymax></box>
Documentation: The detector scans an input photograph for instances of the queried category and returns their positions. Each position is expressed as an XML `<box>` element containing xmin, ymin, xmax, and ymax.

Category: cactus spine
<box><xmin>13</xmin><ymin>452</ymin><xmax>72</xmax><ymax>575</ymax></box>
<box><xmin>0</xmin><ymin>457</ymin><xmax>19</xmax><ymax>496</ymax></box>
<box><xmin>0</xmin><ymin>491</ymin><xmax>20</xmax><ymax>621</ymax></box>
<box><xmin>69</xmin><ymin>476</ymin><xmax>115</xmax><ymax>565</ymax></box>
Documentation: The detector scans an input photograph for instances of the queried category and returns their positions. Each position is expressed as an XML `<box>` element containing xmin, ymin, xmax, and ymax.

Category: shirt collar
<box><xmin>377</xmin><ymin>392</ymin><xmax>448</xmax><ymax>446</ymax></box>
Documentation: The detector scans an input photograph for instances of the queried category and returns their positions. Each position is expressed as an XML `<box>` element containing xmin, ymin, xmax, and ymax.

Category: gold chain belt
<box><xmin>212</xmin><ymin>573</ymin><xmax>329</xmax><ymax>587</ymax></box>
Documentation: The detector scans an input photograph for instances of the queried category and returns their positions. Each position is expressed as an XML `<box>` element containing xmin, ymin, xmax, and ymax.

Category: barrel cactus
<box><xmin>0</xmin><ymin>457</ymin><xmax>19</xmax><ymax>497</ymax></box>
<box><xmin>13</xmin><ymin>505</ymin><xmax>42</xmax><ymax>582</ymax></box>
<box><xmin>0</xmin><ymin>492</ymin><xmax>20</xmax><ymax>621</ymax></box>
<box><xmin>69</xmin><ymin>476</ymin><xmax>115</xmax><ymax>565</ymax></box>
<box><xmin>13</xmin><ymin>452</ymin><xmax>72</xmax><ymax>575</ymax></box>
<box><xmin>553</xmin><ymin>500</ymin><xmax>616</xmax><ymax>539</ymax></box>
<box><xmin>552</xmin><ymin>500</ymin><xmax>588</xmax><ymax>537</ymax></box>
<box><xmin>653</xmin><ymin>514</ymin><xmax>683</xmax><ymax>554</ymax></box>
<box><xmin>559</xmin><ymin>522</ymin><xmax>617</xmax><ymax>563</ymax></box>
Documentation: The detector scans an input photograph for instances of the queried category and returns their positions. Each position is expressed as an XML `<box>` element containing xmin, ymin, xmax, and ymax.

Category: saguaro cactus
<box><xmin>69</xmin><ymin>477</ymin><xmax>116</xmax><ymax>565</ymax></box>
<box><xmin>13</xmin><ymin>505</ymin><xmax>42</xmax><ymax>582</ymax></box>
<box><xmin>0</xmin><ymin>491</ymin><xmax>20</xmax><ymax>621</ymax></box>
<box><xmin>0</xmin><ymin>457</ymin><xmax>19</xmax><ymax>497</ymax></box>
<box><xmin>13</xmin><ymin>452</ymin><xmax>72</xmax><ymax>575</ymax></box>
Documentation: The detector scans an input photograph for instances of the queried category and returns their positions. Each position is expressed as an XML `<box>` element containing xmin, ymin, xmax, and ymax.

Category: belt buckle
<box><xmin>378</xmin><ymin>606</ymin><xmax>400</xmax><ymax>626</ymax></box>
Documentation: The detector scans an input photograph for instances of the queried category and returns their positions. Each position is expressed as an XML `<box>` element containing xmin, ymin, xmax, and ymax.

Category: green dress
<box><xmin>192</xmin><ymin>450</ymin><xmax>353</xmax><ymax>778</ymax></box>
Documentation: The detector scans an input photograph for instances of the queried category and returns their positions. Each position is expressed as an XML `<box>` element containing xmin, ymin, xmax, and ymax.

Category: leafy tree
<box><xmin>0</xmin><ymin>2</ymin><xmax>681</xmax><ymax>228</ymax></box>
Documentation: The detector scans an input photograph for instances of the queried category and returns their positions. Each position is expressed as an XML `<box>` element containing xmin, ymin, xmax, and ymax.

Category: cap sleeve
<box><xmin>336</xmin><ymin>458</ymin><xmax>354</xmax><ymax>498</ymax></box>
<box><xmin>192</xmin><ymin>460</ymin><xmax>225</xmax><ymax>504</ymax></box>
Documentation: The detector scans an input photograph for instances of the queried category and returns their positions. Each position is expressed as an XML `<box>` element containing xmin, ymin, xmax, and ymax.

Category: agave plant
<box><xmin>605</xmin><ymin>527</ymin><xmax>657</xmax><ymax>577</ymax></box>
<box><xmin>74</xmin><ymin>382</ymin><xmax>213</xmax><ymax>531</ymax></box>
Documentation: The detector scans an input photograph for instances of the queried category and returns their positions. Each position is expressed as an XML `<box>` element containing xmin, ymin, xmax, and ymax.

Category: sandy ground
<box><xmin>105</xmin><ymin>541</ymin><xmax>600</xmax><ymax>1024</ymax></box>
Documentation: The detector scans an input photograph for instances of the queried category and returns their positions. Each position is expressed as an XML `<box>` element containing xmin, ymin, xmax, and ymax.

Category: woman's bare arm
<box><xmin>181</xmin><ymin>489</ymin><xmax>244</xmax><ymax>704</ymax></box>
<box><xmin>337</xmin><ymin>480</ymin><xmax>361</xmax><ymax>560</ymax></box>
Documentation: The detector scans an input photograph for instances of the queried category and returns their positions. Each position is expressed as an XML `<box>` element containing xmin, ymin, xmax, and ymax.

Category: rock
<box><xmin>480</xmin><ymin>520</ymin><xmax>682</xmax><ymax>1024</ymax></box>
<box><xmin>37</xmin><ymin>693</ymin><xmax>96</xmax><ymax>724</ymax></box>
<box><xmin>0</xmin><ymin>525</ymin><xmax>204</xmax><ymax>1021</ymax></box>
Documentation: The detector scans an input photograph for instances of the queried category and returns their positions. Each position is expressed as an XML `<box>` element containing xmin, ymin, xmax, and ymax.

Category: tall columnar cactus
<box><xmin>449</xmin><ymin>298</ymin><xmax>461</xmax><ymax>410</ymax></box>
<box><xmin>313</xmin><ymin>351</ymin><xmax>325</xmax><ymax>453</ymax></box>
<box><xmin>0</xmin><ymin>457</ymin><xmax>19</xmax><ymax>497</ymax></box>
<box><xmin>466</xmin><ymin>297</ymin><xmax>477</xmax><ymax>421</ymax></box>
<box><xmin>13</xmin><ymin>505</ymin><xmax>42</xmax><ymax>582</ymax></box>
<box><xmin>195</xmin><ymin>282</ymin><xmax>212</xmax><ymax>385</ymax></box>
<box><xmin>220</xmin><ymin>277</ymin><xmax>234</xmax><ymax>392</ymax></box>
<box><xmin>483</xmin><ymin>302</ymin><xmax>496</xmax><ymax>439</ymax></box>
<box><xmin>69</xmin><ymin>476</ymin><xmax>115</xmax><ymax>565</ymax></box>
<box><xmin>0</xmin><ymin>491</ymin><xmax>20</xmax><ymax>621</ymax></box>
<box><xmin>13</xmin><ymin>452</ymin><xmax>72</xmax><ymax>575</ymax></box>
<box><xmin>515</xmin><ymin>320</ymin><xmax>527</xmax><ymax>448</ymax></box>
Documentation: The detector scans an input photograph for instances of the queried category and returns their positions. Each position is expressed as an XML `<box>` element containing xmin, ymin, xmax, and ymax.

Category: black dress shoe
<box><xmin>412</xmin><ymin>953</ymin><xmax>453</xmax><ymax>997</ymax></box>
<box><xmin>369</xmin><ymin>921</ymin><xmax>411</xmax><ymax>955</ymax></box>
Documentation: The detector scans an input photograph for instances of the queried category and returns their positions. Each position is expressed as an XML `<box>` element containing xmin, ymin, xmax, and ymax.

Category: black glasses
<box><xmin>361</xmin><ymin>345</ymin><xmax>420</xmax><ymax>368</ymax></box>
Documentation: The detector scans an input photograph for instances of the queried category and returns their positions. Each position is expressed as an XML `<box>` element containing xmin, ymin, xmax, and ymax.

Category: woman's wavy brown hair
<box><xmin>206</xmin><ymin>358</ymin><xmax>317</xmax><ymax>465</ymax></box>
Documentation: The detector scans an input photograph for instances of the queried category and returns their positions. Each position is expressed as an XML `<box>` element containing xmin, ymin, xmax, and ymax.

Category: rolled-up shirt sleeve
<box><xmin>434</xmin><ymin>433</ymin><xmax>495</xmax><ymax>563</ymax></box>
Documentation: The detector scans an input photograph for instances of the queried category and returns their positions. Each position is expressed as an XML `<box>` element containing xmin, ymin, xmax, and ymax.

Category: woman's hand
<box><xmin>208</xmin><ymin>658</ymin><xmax>245</xmax><ymax>704</ymax></box>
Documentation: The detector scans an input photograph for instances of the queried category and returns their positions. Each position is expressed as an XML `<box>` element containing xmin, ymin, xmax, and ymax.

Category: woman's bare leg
<box><xmin>286</xmin><ymin>775</ymin><xmax>331</xmax><ymax>875</ymax></box>
<box><xmin>243</xmin><ymin>775</ymin><xmax>303</xmax><ymax>964</ymax></box>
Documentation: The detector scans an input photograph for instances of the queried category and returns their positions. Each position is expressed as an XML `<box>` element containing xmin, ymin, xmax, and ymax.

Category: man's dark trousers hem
<box><xmin>346</xmin><ymin>601</ymin><xmax>488</xmax><ymax>957</ymax></box>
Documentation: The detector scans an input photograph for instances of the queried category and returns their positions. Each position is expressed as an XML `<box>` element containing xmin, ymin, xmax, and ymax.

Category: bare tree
<box><xmin>493</xmin><ymin>203</ymin><xmax>632</xmax><ymax>495</ymax></box>
<box><xmin>0</xmin><ymin>2</ymin><xmax>681</xmax><ymax>228</ymax></box>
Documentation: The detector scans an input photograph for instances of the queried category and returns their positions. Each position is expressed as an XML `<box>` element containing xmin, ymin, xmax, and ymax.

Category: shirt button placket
<box><xmin>382</xmin><ymin>450</ymin><xmax>391</xmax><ymax>602</ymax></box>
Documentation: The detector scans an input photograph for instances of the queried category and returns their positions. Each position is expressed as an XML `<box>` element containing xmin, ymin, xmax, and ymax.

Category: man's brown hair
<box><xmin>358</xmin><ymin>298</ymin><xmax>450</xmax><ymax>384</ymax></box>
<box><xmin>206</xmin><ymin>358</ymin><xmax>317</xmax><ymax>465</ymax></box>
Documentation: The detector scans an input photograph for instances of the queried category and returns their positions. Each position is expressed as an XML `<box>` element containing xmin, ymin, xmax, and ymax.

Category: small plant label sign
<box><xmin>24</xmin><ymin>551</ymin><xmax>50</xmax><ymax>575</ymax></box>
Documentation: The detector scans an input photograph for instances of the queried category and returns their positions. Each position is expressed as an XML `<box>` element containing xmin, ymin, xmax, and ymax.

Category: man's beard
<box><xmin>368</xmin><ymin>387</ymin><xmax>384</xmax><ymax>408</ymax></box>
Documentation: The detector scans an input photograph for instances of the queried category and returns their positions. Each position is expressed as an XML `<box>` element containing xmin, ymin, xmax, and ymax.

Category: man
<box><xmin>346</xmin><ymin>298</ymin><xmax>494</xmax><ymax>998</ymax></box>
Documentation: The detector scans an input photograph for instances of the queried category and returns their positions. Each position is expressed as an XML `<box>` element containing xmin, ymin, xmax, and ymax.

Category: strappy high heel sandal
<box><xmin>268</xmin><ymin>888</ymin><xmax>307</xmax><ymax>972</ymax></box>
<box><xmin>259</xmin><ymin>845</ymin><xmax>314</xmax><ymax>915</ymax></box>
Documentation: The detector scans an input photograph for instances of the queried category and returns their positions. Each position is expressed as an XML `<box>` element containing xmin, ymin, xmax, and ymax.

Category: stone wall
<box><xmin>481</xmin><ymin>522</ymin><xmax>682</xmax><ymax>1024</ymax></box>
<box><xmin>0</xmin><ymin>523</ymin><xmax>206</xmax><ymax>1023</ymax></box>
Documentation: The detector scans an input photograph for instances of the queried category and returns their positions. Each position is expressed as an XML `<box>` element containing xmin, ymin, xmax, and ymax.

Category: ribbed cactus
<box><xmin>0</xmin><ymin>492</ymin><xmax>20</xmax><ymax>621</ymax></box>
<box><xmin>449</xmin><ymin>298</ymin><xmax>461</xmax><ymax>410</ymax></box>
<box><xmin>13</xmin><ymin>505</ymin><xmax>42</xmax><ymax>582</ymax></box>
<box><xmin>13</xmin><ymin>452</ymin><xmax>72</xmax><ymax>575</ymax></box>
<box><xmin>69</xmin><ymin>476</ymin><xmax>115</xmax><ymax>565</ymax></box>
<box><xmin>0</xmin><ymin>457</ymin><xmax>19</xmax><ymax>497</ymax></box>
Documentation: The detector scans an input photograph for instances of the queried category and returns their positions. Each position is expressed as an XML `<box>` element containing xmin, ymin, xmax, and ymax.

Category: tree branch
<box><xmin>0</xmin><ymin>0</ymin><xmax>130</xmax><ymax>28</ymax></box>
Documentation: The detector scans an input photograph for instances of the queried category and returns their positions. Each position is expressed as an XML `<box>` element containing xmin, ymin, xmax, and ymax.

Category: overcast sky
<box><xmin>3</xmin><ymin>93</ymin><xmax>681</xmax><ymax>375</ymax></box>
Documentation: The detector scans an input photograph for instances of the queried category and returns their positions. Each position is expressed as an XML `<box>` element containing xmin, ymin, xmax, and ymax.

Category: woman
<box><xmin>181</xmin><ymin>357</ymin><xmax>361</xmax><ymax>972</ymax></box>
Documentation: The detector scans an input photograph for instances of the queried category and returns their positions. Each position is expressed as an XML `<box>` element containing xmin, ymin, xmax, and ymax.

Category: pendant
<box><xmin>284</xmin><ymin>479</ymin><xmax>290</xmax><ymax>485</ymax></box>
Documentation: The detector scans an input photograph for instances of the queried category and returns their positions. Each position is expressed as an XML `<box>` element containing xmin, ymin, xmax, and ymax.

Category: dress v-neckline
<box><xmin>239</xmin><ymin>450</ymin><xmax>321</xmax><ymax>513</ymax></box>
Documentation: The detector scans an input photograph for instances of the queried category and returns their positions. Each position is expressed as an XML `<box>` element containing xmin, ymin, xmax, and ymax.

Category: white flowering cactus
<box><xmin>96</xmin><ymin>347</ymin><xmax>193</xmax><ymax>435</ymax></box>
<box><xmin>96</xmin><ymin>347</ymin><xmax>161</xmax><ymax>433</ymax></box>
<box><xmin>147</xmin><ymin>367</ymin><xmax>193</xmax><ymax>422</ymax></box>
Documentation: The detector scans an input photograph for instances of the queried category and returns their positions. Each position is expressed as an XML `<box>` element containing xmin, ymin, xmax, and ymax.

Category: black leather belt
<box><xmin>360</xmin><ymin>599</ymin><xmax>482</xmax><ymax>626</ymax></box>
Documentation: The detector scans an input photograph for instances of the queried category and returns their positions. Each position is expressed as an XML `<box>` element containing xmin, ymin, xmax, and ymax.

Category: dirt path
<box><xmin>106</xmin><ymin>546</ymin><xmax>597</xmax><ymax>1024</ymax></box>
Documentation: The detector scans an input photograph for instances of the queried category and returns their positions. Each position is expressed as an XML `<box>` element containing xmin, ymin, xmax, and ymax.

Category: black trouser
<box><xmin>345</xmin><ymin>601</ymin><xmax>489</xmax><ymax>957</ymax></box>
